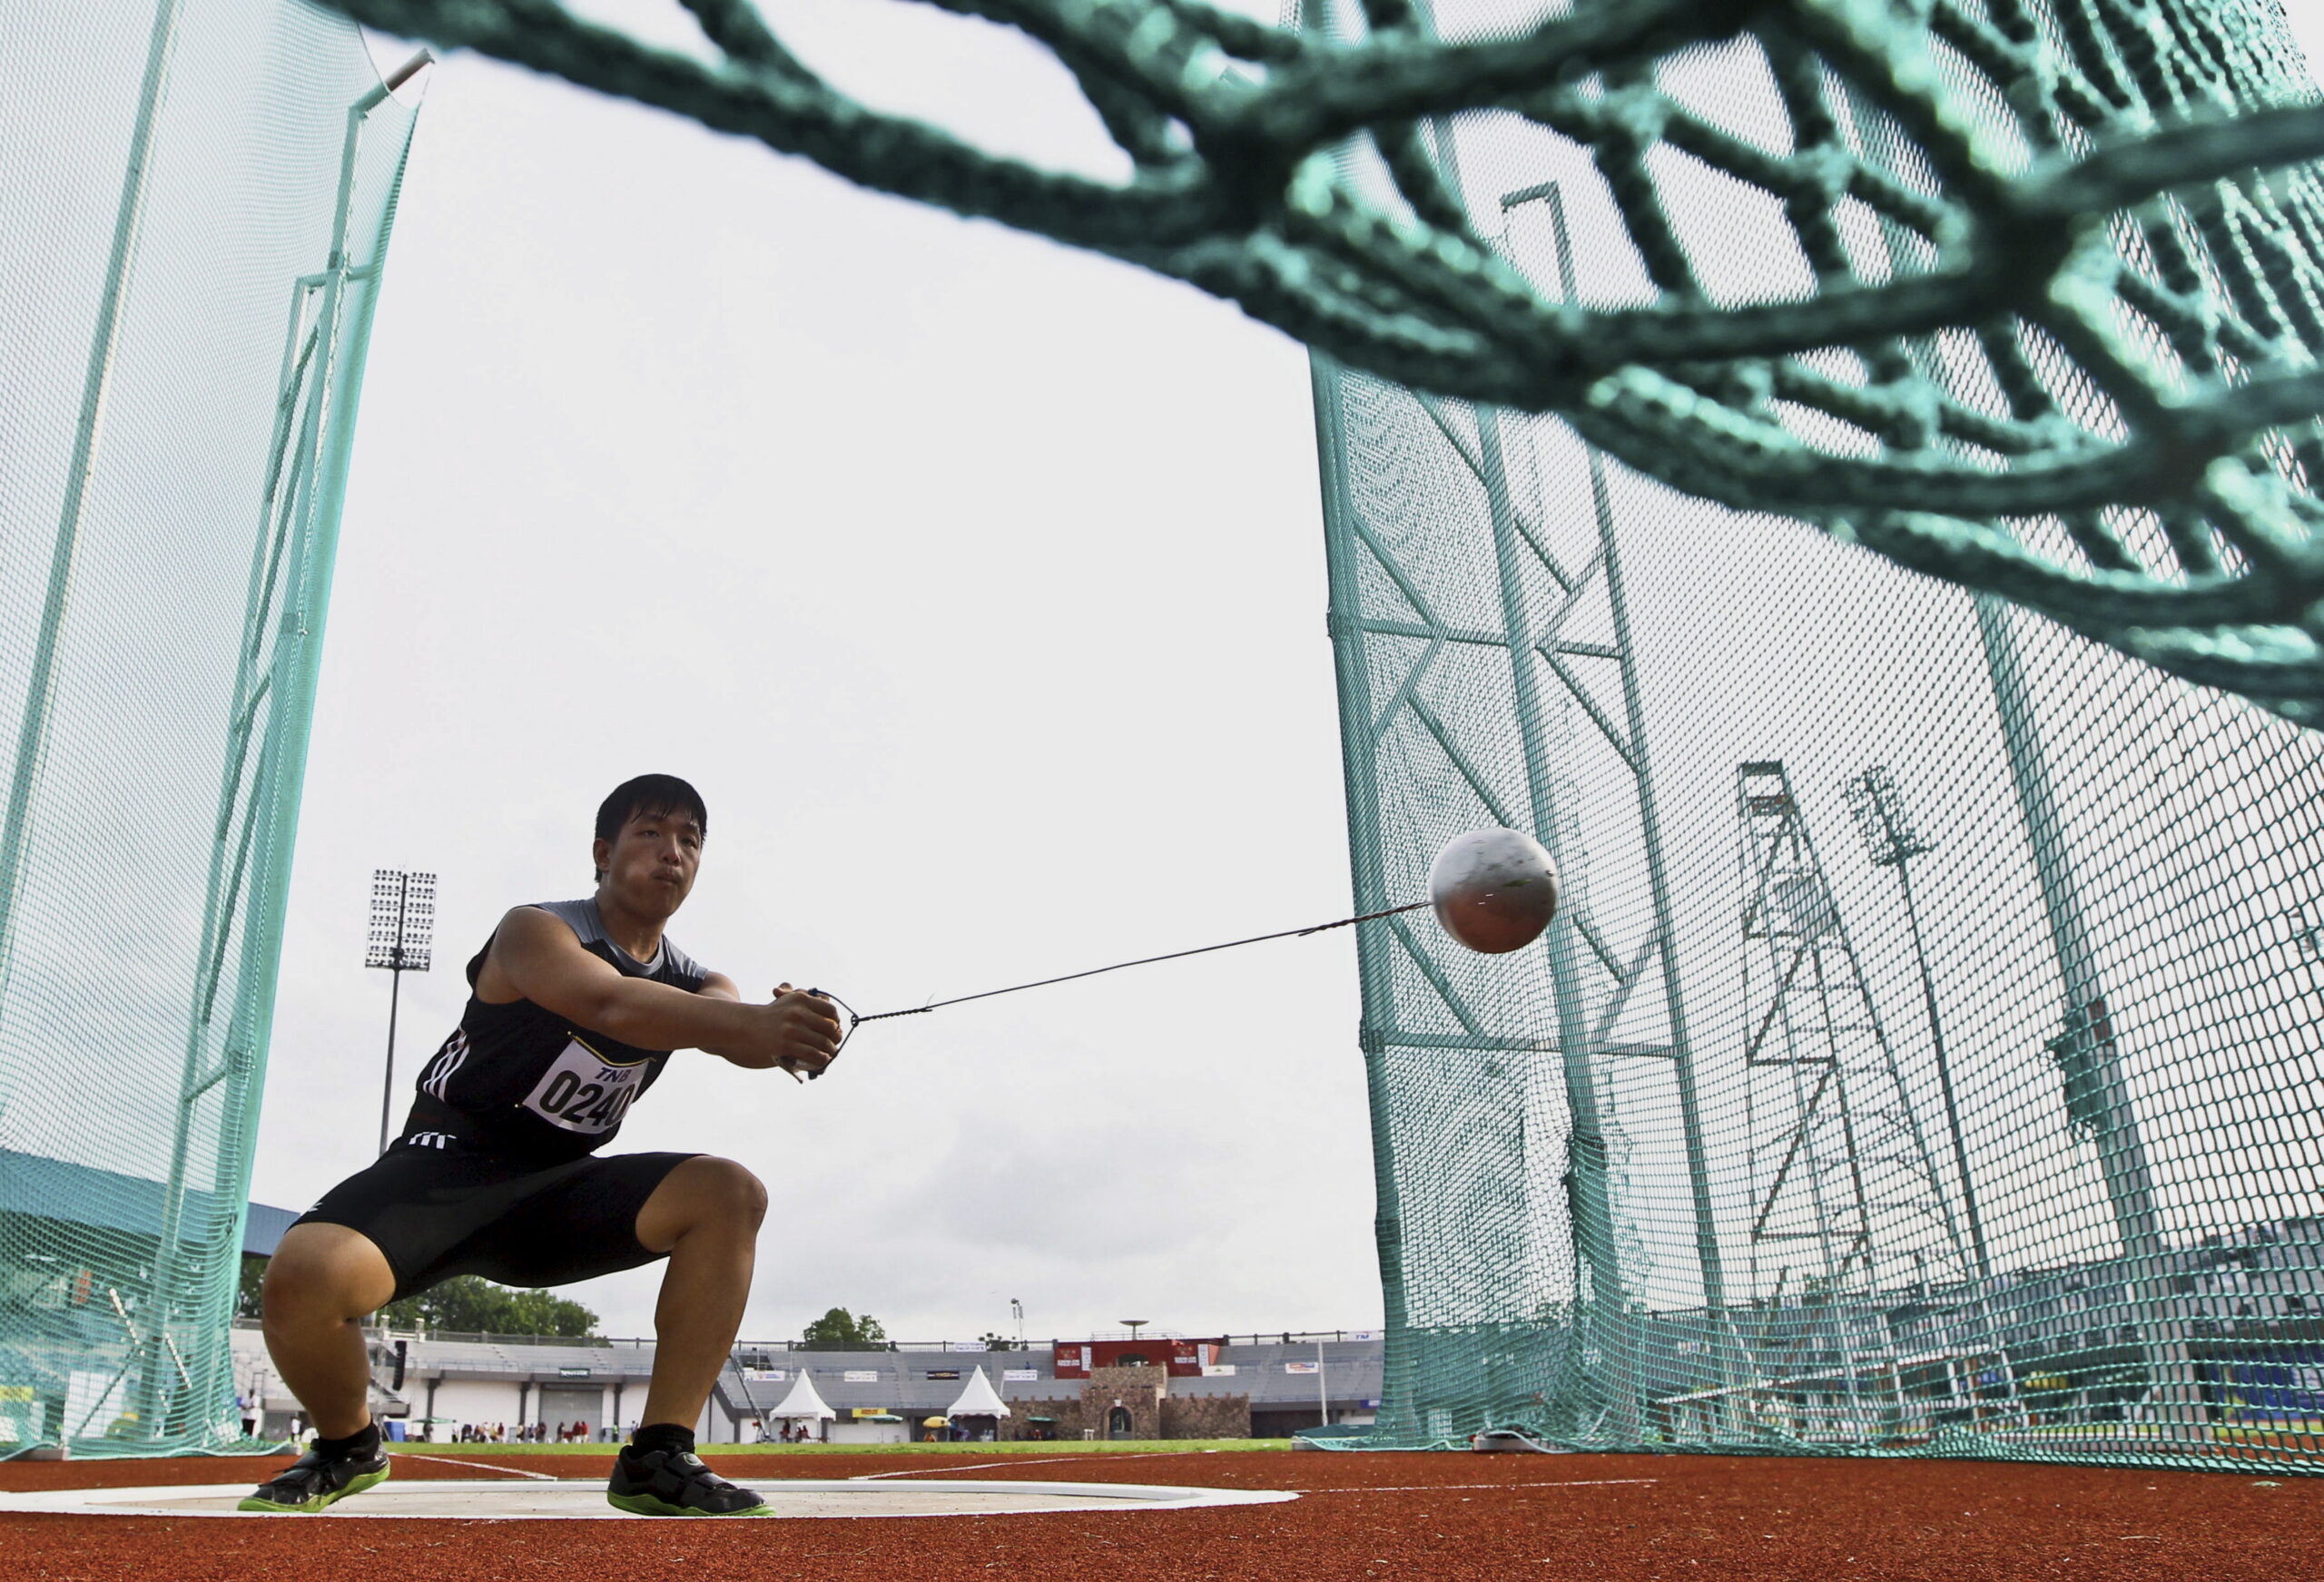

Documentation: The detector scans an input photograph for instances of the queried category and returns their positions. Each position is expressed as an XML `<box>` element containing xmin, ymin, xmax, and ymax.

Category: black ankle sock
<box><xmin>313</xmin><ymin>1422</ymin><xmax>379</xmax><ymax>1459</ymax></box>
<box><xmin>627</xmin><ymin>1423</ymin><xmax>696</xmax><ymax>1458</ymax></box>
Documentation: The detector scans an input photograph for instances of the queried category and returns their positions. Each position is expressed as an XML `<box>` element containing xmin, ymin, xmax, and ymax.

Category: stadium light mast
<box><xmin>1845</xmin><ymin>768</ymin><xmax>1990</xmax><ymax>1280</ymax></box>
<box><xmin>366</xmin><ymin>870</ymin><xmax>435</xmax><ymax>1155</ymax></box>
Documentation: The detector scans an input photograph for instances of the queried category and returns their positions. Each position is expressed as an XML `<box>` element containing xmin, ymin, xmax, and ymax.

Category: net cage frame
<box><xmin>1305</xmin><ymin>0</ymin><xmax>2324</xmax><ymax>1469</ymax></box>
<box><xmin>0</xmin><ymin>2</ymin><xmax>421</xmax><ymax>1458</ymax></box>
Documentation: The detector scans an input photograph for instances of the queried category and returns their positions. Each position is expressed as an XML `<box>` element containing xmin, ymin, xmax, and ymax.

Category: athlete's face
<box><xmin>595</xmin><ymin>806</ymin><xmax>703</xmax><ymax>915</ymax></box>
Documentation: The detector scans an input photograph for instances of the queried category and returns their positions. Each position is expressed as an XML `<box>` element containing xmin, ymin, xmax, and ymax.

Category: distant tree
<box><xmin>980</xmin><ymin>1332</ymin><xmax>1015</xmax><ymax>1351</ymax></box>
<box><xmin>236</xmin><ymin>1254</ymin><xmax>267</xmax><ymax>1321</ymax></box>
<box><xmin>800</xmin><ymin>1307</ymin><xmax>890</xmax><ymax>1350</ymax></box>
<box><xmin>376</xmin><ymin>1275</ymin><xmax>598</xmax><ymax>1338</ymax></box>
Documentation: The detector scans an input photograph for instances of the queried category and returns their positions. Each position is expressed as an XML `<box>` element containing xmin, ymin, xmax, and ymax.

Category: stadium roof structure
<box><xmin>770</xmin><ymin>1370</ymin><xmax>834</xmax><ymax>1420</ymax></box>
<box><xmin>0</xmin><ymin>1148</ymin><xmax>299</xmax><ymax>1258</ymax></box>
<box><xmin>945</xmin><ymin>1366</ymin><xmax>1009</xmax><ymax>1420</ymax></box>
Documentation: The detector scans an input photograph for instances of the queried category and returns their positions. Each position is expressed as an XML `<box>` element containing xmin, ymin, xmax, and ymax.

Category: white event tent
<box><xmin>946</xmin><ymin>1367</ymin><xmax>1011</xmax><ymax>1422</ymax></box>
<box><xmin>770</xmin><ymin>1371</ymin><xmax>836</xmax><ymax>1423</ymax></box>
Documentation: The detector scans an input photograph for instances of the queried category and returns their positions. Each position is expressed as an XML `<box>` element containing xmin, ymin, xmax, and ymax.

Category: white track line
<box><xmin>0</xmin><ymin>1477</ymin><xmax>1301</xmax><ymax>1521</ymax></box>
<box><xmin>397</xmin><ymin>1453</ymin><xmax>558</xmax><ymax>1480</ymax></box>
<box><xmin>854</xmin><ymin>1451</ymin><xmax>1206</xmax><ymax>1480</ymax></box>
<box><xmin>1298</xmin><ymin>1478</ymin><xmax>1662</xmax><ymax>1494</ymax></box>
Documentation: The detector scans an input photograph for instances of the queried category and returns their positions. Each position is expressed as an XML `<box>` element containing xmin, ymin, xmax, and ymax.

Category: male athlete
<box><xmin>242</xmin><ymin>774</ymin><xmax>844</xmax><ymax>1516</ymax></box>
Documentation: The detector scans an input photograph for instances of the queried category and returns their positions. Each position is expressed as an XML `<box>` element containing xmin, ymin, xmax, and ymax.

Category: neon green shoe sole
<box><xmin>606</xmin><ymin>1489</ymin><xmax>773</xmax><ymax>1518</ymax></box>
<box><xmin>236</xmin><ymin>1464</ymin><xmax>389</xmax><ymax>1514</ymax></box>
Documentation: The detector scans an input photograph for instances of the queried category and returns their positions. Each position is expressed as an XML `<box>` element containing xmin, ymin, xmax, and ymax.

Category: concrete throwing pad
<box><xmin>0</xmin><ymin>1476</ymin><xmax>1300</xmax><ymax>1521</ymax></box>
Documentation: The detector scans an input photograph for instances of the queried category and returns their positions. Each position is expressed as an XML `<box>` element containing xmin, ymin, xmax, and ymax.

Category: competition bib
<box><xmin>521</xmin><ymin>1037</ymin><xmax>647</xmax><ymax>1134</ymax></box>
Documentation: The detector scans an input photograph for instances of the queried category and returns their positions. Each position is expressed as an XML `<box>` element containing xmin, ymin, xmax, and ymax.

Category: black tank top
<box><xmin>398</xmin><ymin>899</ymin><xmax>711</xmax><ymax>1165</ymax></box>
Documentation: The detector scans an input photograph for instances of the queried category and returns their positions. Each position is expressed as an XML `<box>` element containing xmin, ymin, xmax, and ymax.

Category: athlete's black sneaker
<box><xmin>236</xmin><ymin>1442</ymin><xmax>391</xmax><ymax>1513</ymax></box>
<box><xmin>606</xmin><ymin>1445</ymin><xmax>769</xmax><ymax>1518</ymax></box>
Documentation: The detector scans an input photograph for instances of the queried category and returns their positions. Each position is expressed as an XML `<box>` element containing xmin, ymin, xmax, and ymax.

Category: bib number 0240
<box><xmin>523</xmin><ymin>1039</ymin><xmax>646</xmax><ymax>1134</ymax></box>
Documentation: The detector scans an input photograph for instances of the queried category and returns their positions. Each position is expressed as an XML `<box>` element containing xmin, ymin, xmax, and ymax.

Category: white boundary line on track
<box><xmin>0</xmin><ymin>1477</ymin><xmax>1300</xmax><ymax>1521</ymax></box>
<box><xmin>1297</xmin><ymin>1478</ymin><xmax>1663</xmax><ymax>1494</ymax></box>
<box><xmin>852</xmin><ymin>1451</ymin><xmax>1206</xmax><ymax>1480</ymax></box>
<box><xmin>396</xmin><ymin>1453</ymin><xmax>557</xmax><ymax>1480</ymax></box>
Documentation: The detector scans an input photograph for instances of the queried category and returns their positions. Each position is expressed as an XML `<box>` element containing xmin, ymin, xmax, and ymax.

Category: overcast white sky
<box><xmin>255</xmin><ymin>0</ymin><xmax>1367</xmax><ymax>1346</ymax></box>
<box><xmin>248</xmin><ymin>0</ymin><xmax>2324</xmax><ymax>1345</ymax></box>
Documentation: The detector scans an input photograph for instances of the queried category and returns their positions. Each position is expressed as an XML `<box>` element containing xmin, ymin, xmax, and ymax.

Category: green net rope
<box><xmin>333</xmin><ymin>0</ymin><xmax>2324</xmax><ymax>722</ymax></box>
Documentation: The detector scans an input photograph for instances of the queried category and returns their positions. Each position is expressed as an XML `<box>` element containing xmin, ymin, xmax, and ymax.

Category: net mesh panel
<box><xmin>0</xmin><ymin>2</ymin><xmax>417</xmax><ymax>1456</ymax></box>
<box><xmin>330</xmin><ymin>0</ymin><xmax>2324</xmax><ymax>726</ymax></box>
<box><xmin>1310</xmin><ymin>0</ymin><xmax>2324</xmax><ymax>1469</ymax></box>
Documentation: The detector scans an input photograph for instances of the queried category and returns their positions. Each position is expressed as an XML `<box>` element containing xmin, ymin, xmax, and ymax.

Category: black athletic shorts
<box><xmin>292</xmin><ymin>1145</ymin><xmax>700</xmax><ymax>1302</ymax></box>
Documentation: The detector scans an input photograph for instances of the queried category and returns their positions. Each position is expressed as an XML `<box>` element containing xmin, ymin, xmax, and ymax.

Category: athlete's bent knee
<box><xmin>691</xmin><ymin>1156</ymin><xmax>768</xmax><ymax>1229</ymax></box>
<box><xmin>639</xmin><ymin>1156</ymin><xmax>767</xmax><ymax>1253</ymax></box>
<box><xmin>262</xmin><ymin>1224</ymin><xmax>394</xmax><ymax>1329</ymax></box>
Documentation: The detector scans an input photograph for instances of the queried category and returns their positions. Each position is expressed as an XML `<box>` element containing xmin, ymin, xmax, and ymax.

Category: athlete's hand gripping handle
<box><xmin>768</xmin><ymin>984</ymin><xmax>844</xmax><ymax>1082</ymax></box>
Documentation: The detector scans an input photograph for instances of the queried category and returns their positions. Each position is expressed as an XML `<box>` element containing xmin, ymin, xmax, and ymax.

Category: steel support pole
<box><xmin>21</xmin><ymin>0</ymin><xmax>194</xmax><ymax>1446</ymax></box>
<box><xmin>1972</xmin><ymin>598</ymin><xmax>2185</xmax><ymax>1419</ymax></box>
<box><xmin>379</xmin><ymin>871</ymin><xmax>409</xmax><ymax>1156</ymax></box>
<box><xmin>1474</xmin><ymin>409</ymin><xmax>1624</xmax><ymax>1331</ymax></box>
<box><xmin>1973</xmin><ymin>600</ymin><xmax>2162</xmax><ymax>1261</ymax></box>
<box><xmin>146</xmin><ymin>63</ymin><xmax>420</xmax><ymax>1446</ymax></box>
<box><xmin>379</xmin><ymin>961</ymin><xmax>405</xmax><ymax>1156</ymax></box>
<box><xmin>137</xmin><ymin>273</ymin><xmax>316</xmax><ymax>1446</ymax></box>
<box><xmin>1413</xmin><ymin>28</ymin><xmax>1635</xmax><ymax>1419</ymax></box>
<box><xmin>0</xmin><ymin>0</ymin><xmax>182</xmax><ymax>1008</ymax></box>
<box><xmin>1539</xmin><ymin>186</ymin><xmax>1726</xmax><ymax>1322</ymax></box>
<box><xmin>1892</xmin><ymin>850</ymin><xmax>1991</xmax><ymax>1279</ymax></box>
<box><xmin>1473</xmin><ymin>408</ymin><xmax>1646</xmax><ymax>1442</ymax></box>
<box><xmin>1310</xmin><ymin>353</ymin><xmax>1419</xmax><ymax>1439</ymax></box>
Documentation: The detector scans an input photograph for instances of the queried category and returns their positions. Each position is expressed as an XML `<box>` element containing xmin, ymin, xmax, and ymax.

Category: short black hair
<box><xmin>593</xmin><ymin>774</ymin><xmax>708</xmax><ymax>882</ymax></box>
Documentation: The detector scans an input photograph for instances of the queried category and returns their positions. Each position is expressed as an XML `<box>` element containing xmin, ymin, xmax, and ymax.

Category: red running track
<box><xmin>1</xmin><ymin>1447</ymin><xmax>2315</xmax><ymax>1580</ymax></box>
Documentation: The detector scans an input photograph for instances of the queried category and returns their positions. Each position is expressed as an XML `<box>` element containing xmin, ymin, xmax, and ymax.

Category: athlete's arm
<box><xmin>484</xmin><ymin>908</ymin><xmax>841</xmax><ymax>1074</ymax></box>
<box><xmin>693</xmin><ymin>970</ymin><xmax>805</xmax><ymax>1072</ymax></box>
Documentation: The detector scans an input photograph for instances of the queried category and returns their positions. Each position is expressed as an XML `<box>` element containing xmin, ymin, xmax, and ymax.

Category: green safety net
<box><xmin>0</xmin><ymin>2</ymin><xmax>418</xmax><ymax>1456</ymax></box>
<box><xmin>1306</xmin><ymin>0</ymin><xmax>2324</xmax><ymax>1470</ymax></box>
<box><xmin>334</xmin><ymin>0</ymin><xmax>2324</xmax><ymax>723</ymax></box>
<box><xmin>327</xmin><ymin>0</ymin><xmax>2324</xmax><ymax>1471</ymax></box>
<box><xmin>113</xmin><ymin>0</ymin><xmax>2324</xmax><ymax>1468</ymax></box>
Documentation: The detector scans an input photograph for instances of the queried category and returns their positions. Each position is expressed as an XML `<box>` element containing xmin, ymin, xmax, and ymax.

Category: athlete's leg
<box><xmin>261</xmin><ymin>1223</ymin><xmax>398</xmax><ymax>1440</ymax></box>
<box><xmin>631</xmin><ymin>1155</ymin><xmax>768</xmax><ymax>1430</ymax></box>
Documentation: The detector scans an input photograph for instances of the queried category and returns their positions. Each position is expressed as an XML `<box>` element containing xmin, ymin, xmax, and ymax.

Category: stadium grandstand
<box><xmin>0</xmin><ymin>1155</ymin><xmax>299</xmax><ymax>1448</ymax></box>
<box><xmin>219</xmin><ymin>1190</ymin><xmax>2324</xmax><ymax>1450</ymax></box>
<box><xmin>227</xmin><ymin>1321</ymin><xmax>1386</xmax><ymax>1446</ymax></box>
<box><xmin>54</xmin><ymin>1157</ymin><xmax>2318</xmax><ymax>1458</ymax></box>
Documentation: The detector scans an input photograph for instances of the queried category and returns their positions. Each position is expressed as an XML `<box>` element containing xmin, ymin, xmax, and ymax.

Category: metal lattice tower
<box><xmin>1733</xmin><ymin>761</ymin><xmax>1997</xmax><ymax>1443</ymax></box>
<box><xmin>1737</xmin><ymin>762</ymin><xmax>1972</xmax><ymax>1304</ymax></box>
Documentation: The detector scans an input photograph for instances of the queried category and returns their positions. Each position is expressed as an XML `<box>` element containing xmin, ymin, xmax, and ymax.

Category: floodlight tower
<box><xmin>367</xmin><ymin>869</ymin><xmax>434</xmax><ymax>1155</ymax></box>
<box><xmin>1845</xmin><ymin>767</ymin><xmax>1989</xmax><ymax>1279</ymax></box>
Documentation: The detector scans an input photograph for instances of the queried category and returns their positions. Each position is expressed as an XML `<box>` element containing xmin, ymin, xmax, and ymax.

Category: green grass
<box><xmin>393</xmin><ymin>1439</ymin><xmax>1294</xmax><ymax>1456</ymax></box>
